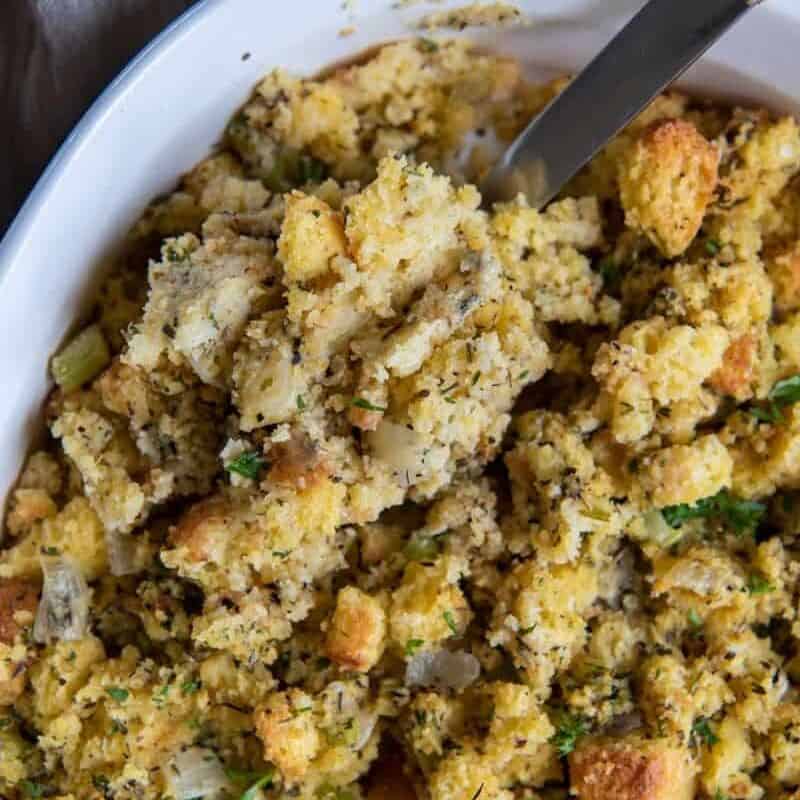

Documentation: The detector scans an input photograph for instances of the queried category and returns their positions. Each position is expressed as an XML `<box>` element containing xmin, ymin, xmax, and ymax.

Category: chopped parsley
<box><xmin>443</xmin><ymin>610</ymin><xmax>459</xmax><ymax>636</ymax></box>
<box><xmin>692</xmin><ymin>717</ymin><xmax>719</xmax><ymax>747</ymax></box>
<box><xmin>661</xmin><ymin>490</ymin><xmax>765</xmax><ymax>536</ymax></box>
<box><xmin>705</xmin><ymin>238</ymin><xmax>721</xmax><ymax>256</ymax></box>
<box><xmin>550</xmin><ymin>712</ymin><xmax>586</xmax><ymax>756</ymax></box>
<box><xmin>747</xmin><ymin>573</ymin><xmax>774</xmax><ymax>596</ymax></box>
<box><xmin>297</xmin><ymin>155</ymin><xmax>328</xmax><ymax>185</ymax></box>
<box><xmin>352</xmin><ymin>397</ymin><xmax>387</xmax><ymax>413</ymax></box>
<box><xmin>296</xmin><ymin>395</ymin><xmax>306</xmax><ymax>411</ymax></box>
<box><xmin>21</xmin><ymin>781</ymin><xmax>46</xmax><ymax>799</ymax></box>
<box><xmin>714</xmin><ymin>790</ymin><xmax>729</xmax><ymax>800</ymax></box>
<box><xmin>181</xmin><ymin>679</ymin><xmax>202</xmax><ymax>695</ymax></box>
<box><xmin>749</xmin><ymin>374</ymin><xmax>800</xmax><ymax>424</ymax></box>
<box><xmin>405</xmin><ymin>638</ymin><xmax>425</xmax><ymax>657</ymax></box>
<box><xmin>153</xmin><ymin>684</ymin><xmax>170</xmax><ymax>704</ymax></box>
<box><xmin>418</xmin><ymin>37</ymin><xmax>439</xmax><ymax>52</ymax></box>
<box><xmin>41</xmin><ymin>546</ymin><xmax>60</xmax><ymax>556</ymax></box>
<box><xmin>688</xmin><ymin>609</ymin><xmax>704</xmax><ymax>632</ymax></box>
<box><xmin>226</xmin><ymin>451</ymin><xmax>266</xmax><ymax>480</ymax></box>
<box><xmin>226</xmin><ymin>767</ymin><xmax>275</xmax><ymax>800</ymax></box>
<box><xmin>92</xmin><ymin>775</ymin><xmax>110</xmax><ymax>791</ymax></box>
<box><xmin>106</xmin><ymin>686</ymin><xmax>129</xmax><ymax>703</ymax></box>
<box><xmin>596</xmin><ymin>257</ymin><xmax>621</xmax><ymax>293</ymax></box>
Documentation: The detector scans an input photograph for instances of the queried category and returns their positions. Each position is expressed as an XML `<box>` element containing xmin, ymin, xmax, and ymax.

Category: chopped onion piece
<box><xmin>368</xmin><ymin>421</ymin><xmax>424</xmax><ymax>470</ymax></box>
<box><xmin>106</xmin><ymin>531</ymin><xmax>138</xmax><ymax>577</ymax></box>
<box><xmin>354</xmin><ymin>709</ymin><xmax>378</xmax><ymax>751</ymax></box>
<box><xmin>33</xmin><ymin>556</ymin><xmax>90</xmax><ymax>644</ymax></box>
<box><xmin>166</xmin><ymin>747</ymin><xmax>231</xmax><ymax>800</ymax></box>
<box><xmin>322</xmin><ymin>682</ymin><xmax>378</xmax><ymax>751</ymax></box>
<box><xmin>642</xmin><ymin>510</ymin><xmax>684</xmax><ymax>548</ymax></box>
<box><xmin>605</xmin><ymin>711</ymin><xmax>644</xmax><ymax>736</ymax></box>
<box><xmin>405</xmin><ymin>649</ymin><xmax>480</xmax><ymax>691</ymax></box>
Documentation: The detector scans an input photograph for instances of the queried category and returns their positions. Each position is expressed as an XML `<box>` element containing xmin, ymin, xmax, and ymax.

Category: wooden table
<box><xmin>1</xmin><ymin>0</ymin><xmax>196</xmax><ymax>235</ymax></box>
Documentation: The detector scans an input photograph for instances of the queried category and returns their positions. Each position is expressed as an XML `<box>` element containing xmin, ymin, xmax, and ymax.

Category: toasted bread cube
<box><xmin>708</xmin><ymin>334</ymin><xmax>757</xmax><ymax>401</ymax></box>
<box><xmin>254</xmin><ymin>689</ymin><xmax>320</xmax><ymax>782</ymax></box>
<box><xmin>638</xmin><ymin>434</ymin><xmax>732</xmax><ymax>508</ymax></box>
<box><xmin>569</xmin><ymin>736</ymin><xmax>695</xmax><ymax>800</ymax></box>
<box><xmin>278</xmin><ymin>192</ymin><xmax>347</xmax><ymax>283</ymax></box>
<box><xmin>5</xmin><ymin>489</ymin><xmax>58</xmax><ymax>536</ymax></box>
<box><xmin>326</xmin><ymin>586</ymin><xmax>387</xmax><ymax>672</ymax></box>
<box><xmin>619</xmin><ymin>119</ymin><xmax>718</xmax><ymax>257</ymax></box>
<box><xmin>0</xmin><ymin>579</ymin><xmax>38</xmax><ymax>645</ymax></box>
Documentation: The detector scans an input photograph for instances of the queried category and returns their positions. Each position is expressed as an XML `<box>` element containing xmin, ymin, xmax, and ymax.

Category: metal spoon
<box><xmin>482</xmin><ymin>0</ymin><xmax>765</xmax><ymax>208</ymax></box>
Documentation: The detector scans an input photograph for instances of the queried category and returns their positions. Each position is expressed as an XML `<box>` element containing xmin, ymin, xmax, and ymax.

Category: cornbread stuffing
<box><xmin>6</xmin><ymin>35</ymin><xmax>800</xmax><ymax>800</ymax></box>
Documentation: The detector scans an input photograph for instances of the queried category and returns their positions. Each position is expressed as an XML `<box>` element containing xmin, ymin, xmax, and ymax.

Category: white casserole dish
<box><xmin>0</xmin><ymin>0</ymin><xmax>798</xmax><ymax>510</ymax></box>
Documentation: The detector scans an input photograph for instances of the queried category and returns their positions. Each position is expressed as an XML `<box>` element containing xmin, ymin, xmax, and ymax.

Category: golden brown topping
<box><xmin>326</xmin><ymin>586</ymin><xmax>387</xmax><ymax>672</ymax></box>
<box><xmin>0</xmin><ymin>579</ymin><xmax>39</xmax><ymax>644</ymax></box>
<box><xmin>569</xmin><ymin>737</ymin><xmax>695</xmax><ymax>800</ymax></box>
<box><xmin>170</xmin><ymin>496</ymin><xmax>231</xmax><ymax>562</ymax></box>
<box><xmin>268</xmin><ymin>434</ymin><xmax>331</xmax><ymax>490</ymax></box>
<box><xmin>709</xmin><ymin>334</ymin><xmax>757</xmax><ymax>401</ymax></box>
<box><xmin>619</xmin><ymin>119</ymin><xmax>718</xmax><ymax>257</ymax></box>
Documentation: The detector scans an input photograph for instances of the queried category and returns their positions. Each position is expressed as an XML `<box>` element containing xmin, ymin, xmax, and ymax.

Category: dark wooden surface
<box><xmin>1</xmin><ymin>0</ymin><xmax>197</xmax><ymax>236</ymax></box>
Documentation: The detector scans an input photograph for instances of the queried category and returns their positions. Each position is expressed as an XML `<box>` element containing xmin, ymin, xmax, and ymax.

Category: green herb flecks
<box><xmin>550</xmin><ymin>712</ymin><xmax>586</xmax><ymax>757</ymax></box>
<box><xmin>688</xmin><ymin>609</ymin><xmax>704</xmax><ymax>633</ymax></box>
<box><xmin>405</xmin><ymin>638</ymin><xmax>425</xmax><ymax>657</ymax></box>
<box><xmin>106</xmin><ymin>686</ymin><xmax>129</xmax><ymax>703</ymax></box>
<box><xmin>748</xmin><ymin>374</ymin><xmax>800</xmax><ymax>424</ymax></box>
<box><xmin>747</xmin><ymin>573</ymin><xmax>774</xmax><ymax>596</ymax></box>
<box><xmin>705</xmin><ymin>239</ymin><xmax>721</xmax><ymax>256</ymax></box>
<box><xmin>443</xmin><ymin>610</ymin><xmax>459</xmax><ymax>636</ymax></box>
<box><xmin>352</xmin><ymin>397</ymin><xmax>387</xmax><ymax>413</ymax></box>
<box><xmin>418</xmin><ymin>37</ymin><xmax>439</xmax><ymax>52</ymax></box>
<box><xmin>226</xmin><ymin>451</ymin><xmax>266</xmax><ymax>481</ymax></box>
<box><xmin>692</xmin><ymin>717</ymin><xmax>719</xmax><ymax>748</ymax></box>
<box><xmin>21</xmin><ymin>781</ymin><xmax>47</xmax><ymax>799</ymax></box>
<box><xmin>596</xmin><ymin>257</ymin><xmax>621</xmax><ymax>293</ymax></box>
<box><xmin>296</xmin><ymin>155</ymin><xmax>328</xmax><ymax>186</ymax></box>
<box><xmin>661</xmin><ymin>490</ymin><xmax>765</xmax><ymax>536</ymax></box>
<box><xmin>181</xmin><ymin>679</ymin><xmax>202</xmax><ymax>695</ymax></box>
<box><xmin>226</xmin><ymin>767</ymin><xmax>275</xmax><ymax>800</ymax></box>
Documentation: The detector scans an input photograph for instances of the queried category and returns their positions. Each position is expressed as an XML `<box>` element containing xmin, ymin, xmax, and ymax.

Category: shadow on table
<box><xmin>0</xmin><ymin>0</ymin><xmax>197</xmax><ymax>237</ymax></box>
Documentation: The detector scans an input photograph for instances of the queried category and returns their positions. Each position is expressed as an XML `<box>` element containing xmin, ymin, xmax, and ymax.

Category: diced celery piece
<box><xmin>404</xmin><ymin>535</ymin><xmax>440</xmax><ymax>562</ymax></box>
<box><xmin>51</xmin><ymin>324</ymin><xmax>110</xmax><ymax>392</ymax></box>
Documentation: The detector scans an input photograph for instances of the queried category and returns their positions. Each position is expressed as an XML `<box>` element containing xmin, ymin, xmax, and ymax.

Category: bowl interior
<box><xmin>1</xmin><ymin>0</ymin><xmax>799</xmax><ymax>512</ymax></box>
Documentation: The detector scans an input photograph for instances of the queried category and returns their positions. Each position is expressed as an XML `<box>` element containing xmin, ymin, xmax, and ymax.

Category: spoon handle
<box><xmin>483</xmin><ymin>0</ymin><xmax>763</xmax><ymax>207</ymax></box>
